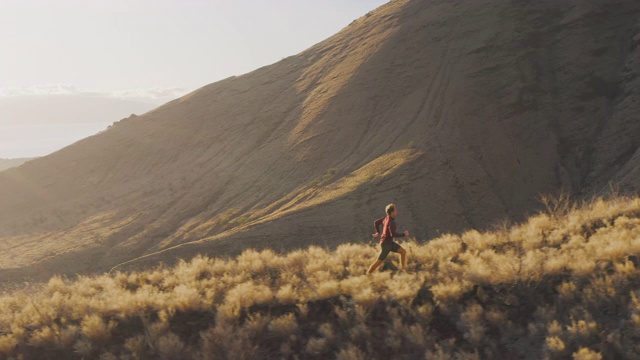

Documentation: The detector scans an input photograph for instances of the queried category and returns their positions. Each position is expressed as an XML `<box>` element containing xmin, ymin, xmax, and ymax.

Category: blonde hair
<box><xmin>385</xmin><ymin>204</ymin><xmax>396</xmax><ymax>215</ymax></box>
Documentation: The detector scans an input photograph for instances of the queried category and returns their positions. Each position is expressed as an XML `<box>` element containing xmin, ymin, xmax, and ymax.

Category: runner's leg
<box><xmin>398</xmin><ymin>247</ymin><xmax>407</xmax><ymax>270</ymax></box>
<box><xmin>368</xmin><ymin>243</ymin><xmax>391</xmax><ymax>274</ymax></box>
<box><xmin>367</xmin><ymin>260</ymin><xmax>383</xmax><ymax>274</ymax></box>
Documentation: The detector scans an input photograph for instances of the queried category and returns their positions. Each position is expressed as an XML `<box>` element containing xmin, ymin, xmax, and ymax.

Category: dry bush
<box><xmin>573</xmin><ymin>347</ymin><xmax>603</xmax><ymax>360</ymax></box>
<box><xmin>0</xmin><ymin>195</ymin><xmax>639</xmax><ymax>358</ymax></box>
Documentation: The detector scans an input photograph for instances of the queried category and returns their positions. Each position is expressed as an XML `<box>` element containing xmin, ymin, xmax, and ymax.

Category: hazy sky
<box><xmin>1</xmin><ymin>0</ymin><xmax>388</xmax><ymax>97</ymax></box>
<box><xmin>0</xmin><ymin>0</ymin><xmax>389</xmax><ymax>158</ymax></box>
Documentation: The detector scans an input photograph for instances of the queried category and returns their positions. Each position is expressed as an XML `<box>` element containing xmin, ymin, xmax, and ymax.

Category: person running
<box><xmin>367</xmin><ymin>204</ymin><xmax>409</xmax><ymax>274</ymax></box>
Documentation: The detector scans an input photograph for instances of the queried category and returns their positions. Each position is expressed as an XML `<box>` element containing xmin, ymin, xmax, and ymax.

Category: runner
<box><xmin>367</xmin><ymin>204</ymin><xmax>408</xmax><ymax>274</ymax></box>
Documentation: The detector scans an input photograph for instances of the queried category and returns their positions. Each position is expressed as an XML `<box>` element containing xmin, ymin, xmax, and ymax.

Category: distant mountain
<box><xmin>0</xmin><ymin>158</ymin><xmax>35</xmax><ymax>172</ymax></box>
<box><xmin>0</xmin><ymin>95</ymin><xmax>157</xmax><ymax>158</ymax></box>
<box><xmin>0</xmin><ymin>95</ymin><xmax>157</xmax><ymax>126</ymax></box>
<box><xmin>1</xmin><ymin>0</ymin><xmax>639</xmax><ymax>281</ymax></box>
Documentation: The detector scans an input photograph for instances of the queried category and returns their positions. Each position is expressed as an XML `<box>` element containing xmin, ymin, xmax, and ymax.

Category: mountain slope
<box><xmin>1</xmin><ymin>0</ymin><xmax>640</xmax><ymax>280</ymax></box>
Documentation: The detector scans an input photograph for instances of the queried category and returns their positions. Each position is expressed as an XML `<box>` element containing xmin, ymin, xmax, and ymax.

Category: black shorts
<box><xmin>378</xmin><ymin>241</ymin><xmax>402</xmax><ymax>261</ymax></box>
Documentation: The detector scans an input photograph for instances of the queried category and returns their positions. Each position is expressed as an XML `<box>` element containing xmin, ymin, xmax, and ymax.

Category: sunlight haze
<box><xmin>0</xmin><ymin>0</ymin><xmax>388</xmax><ymax>158</ymax></box>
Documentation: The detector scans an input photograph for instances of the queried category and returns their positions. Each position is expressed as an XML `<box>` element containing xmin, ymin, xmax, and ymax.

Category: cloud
<box><xmin>0</xmin><ymin>84</ymin><xmax>192</xmax><ymax>104</ymax></box>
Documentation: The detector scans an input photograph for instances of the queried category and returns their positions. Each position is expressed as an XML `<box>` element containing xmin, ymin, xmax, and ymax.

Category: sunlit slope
<box><xmin>0</xmin><ymin>0</ymin><xmax>640</xmax><ymax>280</ymax></box>
<box><xmin>2</xmin><ymin>196</ymin><xmax>640</xmax><ymax>359</ymax></box>
<box><xmin>112</xmin><ymin>148</ymin><xmax>423</xmax><ymax>272</ymax></box>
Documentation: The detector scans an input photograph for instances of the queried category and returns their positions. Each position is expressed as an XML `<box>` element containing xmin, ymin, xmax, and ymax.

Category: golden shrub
<box><xmin>0</xmin><ymin>195</ymin><xmax>639</xmax><ymax>358</ymax></box>
<box><xmin>572</xmin><ymin>347</ymin><xmax>603</xmax><ymax>360</ymax></box>
<box><xmin>0</xmin><ymin>335</ymin><xmax>17</xmax><ymax>356</ymax></box>
<box><xmin>546</xmin><ymin>336</ymin><xmax>566</xmax><ymax>352</ymax></box>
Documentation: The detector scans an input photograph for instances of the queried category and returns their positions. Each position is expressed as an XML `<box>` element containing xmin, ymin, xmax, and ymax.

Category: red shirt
<box><xmin>374</xmin><ymin>216</ymin><xmax>405</xmax><ymax>244</ymax></box>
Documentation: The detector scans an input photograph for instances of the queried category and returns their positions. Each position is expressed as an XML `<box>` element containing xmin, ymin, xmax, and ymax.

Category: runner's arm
<box><xmin>391</xmin><ymin>221</ymin><xmax>406</xmax><ymax>237</ymax></box>
<box><xmin>373</xmin><ymin>217</ymin><xmax>384</xmax><ymax>235</ymax></box>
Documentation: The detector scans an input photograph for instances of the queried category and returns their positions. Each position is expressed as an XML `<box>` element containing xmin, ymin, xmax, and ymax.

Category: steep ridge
<box><xmin>1</xmin><ymin>0</ymin><xmax>640</xmax><ymax>280</ymax></box>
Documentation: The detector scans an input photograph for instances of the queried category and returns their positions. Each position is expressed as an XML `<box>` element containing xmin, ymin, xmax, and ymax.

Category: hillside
<box><xmin>1</xmin><ymin>0</ymin><xmax>640</xmax><ymax>281</ymax></box>
<box><xmin>1</xmin><ymin>196</ymin><xmax>639</xmax><ymax>359</ymax></box>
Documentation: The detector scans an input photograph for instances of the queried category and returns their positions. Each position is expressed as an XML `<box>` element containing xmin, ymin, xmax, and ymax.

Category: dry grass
<box><xmin>1</xmin><ymin>195</ymin><xmax>640</xmax><ymax>359</ymax></box>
